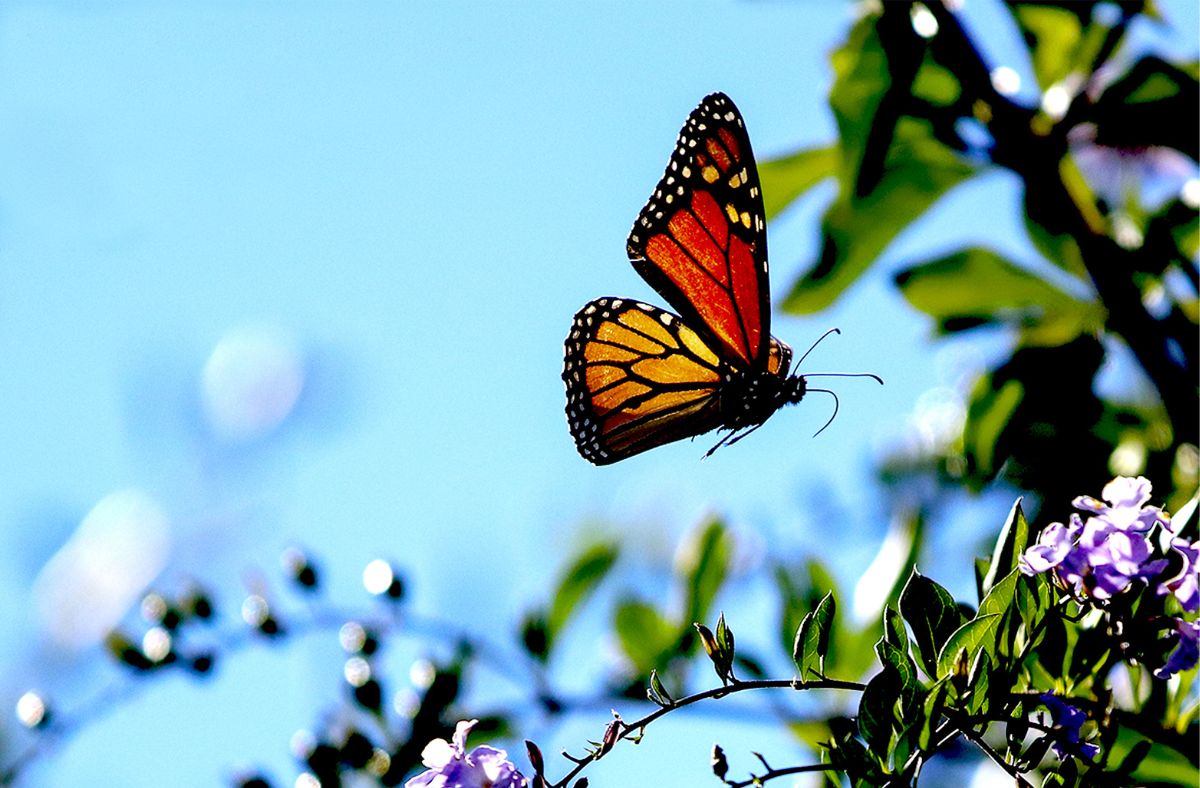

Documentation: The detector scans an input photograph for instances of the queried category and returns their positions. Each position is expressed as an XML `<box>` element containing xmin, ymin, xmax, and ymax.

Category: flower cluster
<box><xmin>1039</xmin><ymin>693</ymin><xmax>1100</xmax><ymax>762</ymax></box>
<box><xmin>1020</xmin><ymin>476</ymin><xmax>1199</xmax><ymax>677</ymax></box>
<box><xmin>406</xmin><ymin>720</ymin><xmax>527</xmax><ymax>788</ymax></box>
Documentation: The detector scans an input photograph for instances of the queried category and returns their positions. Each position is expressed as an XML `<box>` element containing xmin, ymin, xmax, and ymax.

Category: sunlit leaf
<box><xmin>964</xmin><ymin>378</ymin><xmax>1023</xmax><ymax>480</ymax></box>
<box><xmin>681</xmin><ymin>519</ymin><xmax>731</xmax><ymax>628</ymax></box>
<box><xmin>614</xmin><ymin>598</ymin><xmax>675</xmax><ymax>674</ymax></box>
<box><xmin>759</xmin><ymin>145</ymin><xmax>838</xmax><ymax>220</ymax></box>
<box><xmin>894</xmin><ymin>247</ymin><xmax>1097</xmax><ymax>344</ymax></box>
<box><xmin>783</xmin><ymin>12</ymin><xmax>976</xmax><ymax>315</ymax></box>
<box><xmin>981</xmin><ymin>499</ymin><xmax>1030</xmax><ymax>596</ymax></box>
<box><xmin>900</xmin><ymin>570</ymin><xmax>963</xmax><ymax>677</ymax></box>
<box><xmin>936</xmin><ymin>614</ymin><xmax>1001</xmax><ymax>678</ymax></box>
<box><xmin>784</xmin><ymin>118</ymin><xmax>975</xmax><ymax>314</ymax></box>
<box><xmin>1007</xmin><ymin>4</ymin><xmax>1083</xmax><ymax>90</ymax></box>
<box><xmin>547</xmin><ymin>542</ymin><xmax>618</xmax><ymax>643</ymax></box>
<box><xmin>793</xmin><ymin>591</ymin><xmax>837</xmax><ymax>678</ymax></box>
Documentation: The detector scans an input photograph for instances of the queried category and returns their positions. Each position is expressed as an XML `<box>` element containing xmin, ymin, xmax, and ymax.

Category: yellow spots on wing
<box><xmin>592</xmin><ymin>379</ymin><xmax>651</xmax><ymax>415</ymax></box>
<box><xmin>739</xmin><ymin>211</ymin><xmax>752</xmax><ymax>229</ymax></box>
<box><xmin>604</xmin><ymin>388</ymin><xmax>713</xmax><ymax>431</ymax></box>
<box><xmin>701</xmin><ymin>165</ymin><xmax>720</xmax><ymax>183</ymax></box>
<box><xmin>585</xmin><ymin>364</ymin><xmax>625</xmax><ymax>392</ymax></box>
<box><xmin>617</xmin><ymin>308</ymin><xmax>679</xmax><ymax>348</ymax></box>
<box><xmin>584</xmin><ymin>343</ymin><xmax>638</xmax><ymax>364</ymax></box>
<box><xmin>596</xmin><ymin>320</ymin><xmax>665</xmax><ymax>355</ymax></box>
<box><xmin>728</xmin><ymin>172</ymin><xmax>742</xmax><ymax>189</ymax></box>
<box><xmin>725</xmin><ymin>203</ymin><xmax>740</xmax><ymax>224</ymax></box>
<box><xmin>632</xmin><ymin>354</ymin><xmax>720</xmax><ymax>385</ymax></box>
<box><xmin>677</xmin><ymin>323</ymin><xmax>721</xmax><ymax>367</ymax></box>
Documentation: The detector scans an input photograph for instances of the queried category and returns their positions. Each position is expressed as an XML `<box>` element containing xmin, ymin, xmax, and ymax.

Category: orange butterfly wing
<box><xmin>563</xmin><ymin>298</ymin><xmax>729</xmax><ymax>464</ymax></box>
<box><xmin>626</xmin><ymin>92</ymin><xmax>770</xmax><ymax>369</ymax></box>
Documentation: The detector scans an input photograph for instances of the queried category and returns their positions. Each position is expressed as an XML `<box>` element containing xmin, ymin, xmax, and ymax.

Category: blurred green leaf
<box><xmin>900</xmin><ymin>570</ymin><xmax>963</xmax><ymax>677</ymax></box>
<box><xmin>936</xmin><ymin>614</ymin><xmax>1001</xmax><ymax>679</ymax></box>
<box><xmin>982</xmin><ymin>499</ymin><xmax>1030</xmax><ymax>596</ymax></box>
<box><xmin>782</xmin><ymin>11</ymin><xmax>976</xmax><ymax>315</ymax></box>
<box><xmin>614</xmin><ymin>598</ymin><xmax>675</xmax><ymax>674</ymax></box>
<box><xmin>912</xmin><ymin>62</ymin><xmax>960</xmax><ymax>106</ymax></box>
<box><xmin>894</xmin><ymin>247</ymin><xmax>1097</xmax><ymax>343</ymax></box>
<box><xmin>759</xmin><ymin>145</ymin><xmax>838</xmax><ymax>220</ymax></box>
<box><xmin>681</xmin><ymin>519</ymin><xmax>731</xmax><ymax>628</ymax></box>
<box><xmin>784</xmin><ymin>117</ymin><xmax>975</xmax><ymax>315</ymax></box>
<box><xmin>1007</xmin><ymin>4</ymin><xmax>1083</xmax><ymax>90</ymax></box>
<box><xmin>964</xmin><ymin>378</ymin><xmax>1024</xmax><ymax>479</ymax></box>
<box><xmin>1110</xmin><ymin>725</ymin><xmax>1199</xmax><ymax>784</ymax></box>
<box><xmin>547</xmin><ymin>542</ymin><xmax>618</xmax><ymax>643</ymax></box>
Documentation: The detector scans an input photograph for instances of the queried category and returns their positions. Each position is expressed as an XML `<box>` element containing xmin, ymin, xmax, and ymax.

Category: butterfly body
<box><xmin>564</xmin><ymin>93</ymin><xmax>842</xmax><ymax>465</ymax></box>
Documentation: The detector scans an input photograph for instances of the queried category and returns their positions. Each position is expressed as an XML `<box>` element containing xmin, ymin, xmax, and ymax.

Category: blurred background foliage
<box><xmin>1</xmin><ymin>0</ymin><xmax>1196</xmax><ymax>786</ymax></box>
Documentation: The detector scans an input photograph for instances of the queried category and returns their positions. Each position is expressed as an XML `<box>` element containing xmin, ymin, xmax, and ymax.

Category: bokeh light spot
<box><xmin>202</xmin><ymin>325</ymin><xmax>304</xmax><ymax>441</ymax></box>
<box><xmin>344</xmin><ymin>656</ymin><xmax>371</xmax><ymax>687</ymax></box>
<box><xmin>990</xmin><ymin>66</ymin><xmax>1020</xmax><ymax>96</ymax></box>
<box><xmin>16</xmin><ymin>691</ymin><xmax>47</xmax><ymax>729</ymax></box>
<box><xmin>362</xmin><ymin>559</ymin><xmax>394</xmax><ymax>595</ymax></box>
<box><xmin>339</xmin><ymin>621</ymin><xmax>367</xmax><ymax>653</ymax></box>
<box><xmin>33</xmin><ymin>490</ymin><xmax>171</xmax><ymax>650</ymax></box>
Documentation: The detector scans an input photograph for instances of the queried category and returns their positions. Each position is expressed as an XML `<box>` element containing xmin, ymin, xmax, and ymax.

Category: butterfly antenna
<box><xmin>791</xmin><ymin>327</ymin><xmax>841</xmax><ymax>375</ymax></box>
<box><xmin>801</xmin><ymin>371</ymin><xmax>885</xmax><ymax>385</ymax></box>
<box><xmin>808</xmin><ymin>388</ymin><xmax>841</xmax><ymax>437</ymax></box>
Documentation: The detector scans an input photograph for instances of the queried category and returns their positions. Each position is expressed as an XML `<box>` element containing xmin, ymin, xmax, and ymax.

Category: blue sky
<box><xmin>0</xmin><ymin>2</ymin><xmax>1195</xmax><ymax>786</ymax></box>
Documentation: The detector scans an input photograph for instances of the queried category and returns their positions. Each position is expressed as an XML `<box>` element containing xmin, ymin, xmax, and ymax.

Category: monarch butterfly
<box><xmin>563</xmin><ymin>93</ymin><xmax>879</xmax><ymax>465</ymax></box>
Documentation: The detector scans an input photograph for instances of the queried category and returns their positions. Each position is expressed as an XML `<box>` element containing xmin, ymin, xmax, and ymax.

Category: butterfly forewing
<box><xmin>563</xmin><ymin>298</ymin><xmax>729</xmax><ymax>464</ymax></box>
<box><xmin>626</xmin><ymin>92</ymin><xmax>770</xmax><ymax>369</ymax></box>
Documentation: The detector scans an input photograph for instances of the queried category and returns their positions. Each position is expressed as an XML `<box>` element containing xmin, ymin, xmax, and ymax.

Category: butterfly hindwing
<box><xmin>563</xmin><ymin>298</ymin><xmax>730</xmax><ymax>464</ymax></box>
<box><xmin>626</xmin><ymin>92</ymin><xmax>770</xmax><ymax>369</ymax></box>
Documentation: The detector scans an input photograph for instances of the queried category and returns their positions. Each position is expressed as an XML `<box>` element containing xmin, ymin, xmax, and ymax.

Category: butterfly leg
<box><xmin>703</xmin><ymin>421</ymin><xmax>766</xmax><ymax>458</ymax></box>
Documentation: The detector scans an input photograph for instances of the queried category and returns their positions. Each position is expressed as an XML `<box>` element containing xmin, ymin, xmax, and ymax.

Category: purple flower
<box><xmin>1021</xmin><ymin>477</ymin><xmax>1172</xmax><ymax>601</ymax></box>
<box><xmin>406</xmin><ymin>720</ymin><xmax>527</xmax><ymax>788</ymax></box>
<box><xmin>1020</xmin><ymin>516</ymin><xmax>1081</xmax><ymax>576</ymax></box>
<box><xmin>1155</xmin><ymin>619</ymin><xmax>1200</xmax><ymax>679</ymax></box>
<box><xmin>1040</xmin><ymin>693</ymin><xmax>1100</xmax><ymax>761</ymax></box>
<box><xmin>1156</xmin><ymin>539</ymin><xmax>1200</xmax><ymax>613</ymax></box>
<box><xmin>1071</xmin><ymin>476</ymin><xmax>1168</xmax><ymax>534</ymax></box>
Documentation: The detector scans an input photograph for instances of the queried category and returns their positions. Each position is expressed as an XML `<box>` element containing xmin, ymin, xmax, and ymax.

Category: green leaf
<box><xmin>900</xmin><ymin>570</ymin><xmax>963</xmax><ymax>677</ymax></box>
<box><xmin>784</xmin><ymin>118</ymin><xmax>975</xmax><ymax>314</ymax></box>
<box><xmin>793</xmin><ymin>591</ymin><xmax>837</xmax><ymax>679</ymax></box>
<box><xmin>1110</xmin><ymin>725</ymin><xmax>1198</xmax><ymax>784</ymax></box>
<box><xmin>782</xmin><ymin>12</ymin><xmax>976</xmax><ymax>315</ymax></box>
<box><xmin>883</xmin><ymin>605</ymin><xmax>909</xmax><ymax>654</ymax></box>
<box><xmin>858</xmin><ymin>665</ymin><xmax>902</xmax><ymax>758</ymax></box>
<box><xmin>893</xmin><ymin>247</ymin><xmax>1097</xmax><ymax>344</ymax></box>
<box><xmin>981</xmin><ymin>500</ymin><xmax>1030</xmax><ymax>596</ymax></box>
<box><xmin>759</xmin><ymin>145</ymin><xmax>838</xmax><ymax>220</ymax></box>
<box><xmin>613</xmin><ymin>598</ymin><xmax>675</xmax><ymax>674</ymax></box>
<box><xmin>919</xmin><ymin>679</ymin><xmax>949</xmax><ymax>750</ymax></box>
<box><xmin>978</xmin><ymin>568</ymin><xmax>1020</xmax><ymax>619</ymax></box>
<box><xmin>547</xmin><ymin>542</ymin><xmax>618</xmax><ymax>643</ymax></box>
<box><xmin>963</xmin><ymin>377</ymin><xmax>1024</xmax><ymax>480</ymax></box>
<box><xmin>936</xmin><ymin>614</ymin><xmax>1001</xmax><ymax>678</ymax></box>
<box><xmin>1007</xmin><ymin>5</ymin><xmax>1083</xmax><ymax>90</ymax></box>
<box><xmin>681</xmin><ymin>519</ymin><xmax>731</xmax><ymax>628</ymax></box>
<box><xmin>874</xmin><ymin>637</ymin><xmax>919</xmax><ymax>715</ymax></box>
<box><xmin>966</xmin><ymin>651</ymin><xmax>990</xmax><ymax>715</ymax></box>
